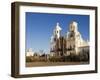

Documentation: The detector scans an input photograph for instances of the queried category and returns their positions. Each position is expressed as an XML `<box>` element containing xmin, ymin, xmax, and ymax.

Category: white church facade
<box><xmin>50</xmin><ymin>21</ymin><xmax>89</xmax><ymax>58</ymax></box>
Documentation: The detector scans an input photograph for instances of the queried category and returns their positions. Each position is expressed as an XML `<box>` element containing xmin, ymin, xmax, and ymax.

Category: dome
<box><xmin>69</xmin><ymin>21</ymin><xmax>78</xmax><ymax>32</ymax></box>
<box><xmin>71</xmin><ymin>21</ymin><xmax>78</xmax><ymax>27</ymax></box>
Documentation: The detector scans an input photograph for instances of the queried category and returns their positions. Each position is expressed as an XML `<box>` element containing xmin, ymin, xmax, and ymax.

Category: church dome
<box><xmin>69</xmin><ymin>21</ymin><xmax>78</xmax><ymax>32</ymax></box>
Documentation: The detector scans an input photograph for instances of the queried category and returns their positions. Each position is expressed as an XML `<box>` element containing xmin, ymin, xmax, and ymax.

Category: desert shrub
<box><xmin>49</xmin><ymin>56</ymin><xmax>64</xmax><ymax>62</ymax></box>
<box><xmin>79</xmin><ymin>51</ymin><xmax>89</xmax><ymax>62</ymax></box>
<box><xmin>26</xmin><ymin>56</ymin><xmax>48</xmax><ymax>62</ymax></box>
<box><xmin>26</xmin><ymin>56</ymin><xmax>33</xmax><ymax>62</ymax></box>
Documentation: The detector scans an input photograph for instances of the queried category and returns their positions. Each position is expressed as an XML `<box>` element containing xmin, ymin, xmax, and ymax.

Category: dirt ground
<box><xmin>26</xmin><ymin>61</ymin><xmax>89</xmax><ymax>67</ymax></box>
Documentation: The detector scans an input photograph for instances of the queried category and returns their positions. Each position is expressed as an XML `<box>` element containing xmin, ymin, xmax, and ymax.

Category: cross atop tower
<box><xmin>57</xmin><ymin>22</ymin><xmax>59</xmax><ymax>26</ymax></box>
<box><xmin>55</xmin><ymin>22</ymin><xmax>62</xmax><ymax>31</ymax></box>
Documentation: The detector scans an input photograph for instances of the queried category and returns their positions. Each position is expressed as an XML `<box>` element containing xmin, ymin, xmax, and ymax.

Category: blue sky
<box><xmin>26</xmin><ymin>12</ymin><xmax>89</xmax><ymax>53</ymax></box>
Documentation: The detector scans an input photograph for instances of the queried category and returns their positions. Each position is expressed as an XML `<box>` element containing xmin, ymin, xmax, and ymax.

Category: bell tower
<box><xmin>69</xmin><ymin>21</ymin><xmax>78</xmax><ymax>32</ymax></box>
<box><xmin>50</xmin><ymin>22</ymin><xmax>62</xmax><ymax>56</ymax></box>
<box><xmin>53</xmin><ymin>22</ymin><xmax>62</xmax><ymax>39</ymax></box>
<box><xmin>65</xmin><ymin>21</ymin><xmax>79</xmax><ymax>55</ymax></box>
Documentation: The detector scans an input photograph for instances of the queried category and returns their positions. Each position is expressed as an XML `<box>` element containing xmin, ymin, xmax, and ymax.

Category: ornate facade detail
<box><xmin>50</xmin><ymin>21</ymin><xmax>89</xmax><ymax>57</ymax></box>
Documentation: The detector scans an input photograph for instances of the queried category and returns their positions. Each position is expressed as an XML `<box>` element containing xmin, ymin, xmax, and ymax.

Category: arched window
<box><xmin>57</xmin><ymin>31</ymin><xmax>58</xmax><ymax>33</ymax></box>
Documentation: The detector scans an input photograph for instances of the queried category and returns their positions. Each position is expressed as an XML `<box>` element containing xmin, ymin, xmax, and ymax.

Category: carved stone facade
<box><xmin>50</xmin><ymin>21</ymin><xmax>89</xmax><ymax>57</ymax></box>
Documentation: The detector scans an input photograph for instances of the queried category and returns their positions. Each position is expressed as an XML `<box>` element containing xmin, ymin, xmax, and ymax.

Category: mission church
<box><xmin>50</xmin><ymin>21</ymin><xmax>89</xmax><ymax>57</ymax></box>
